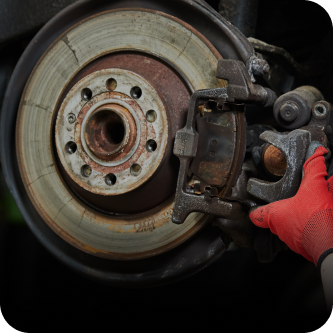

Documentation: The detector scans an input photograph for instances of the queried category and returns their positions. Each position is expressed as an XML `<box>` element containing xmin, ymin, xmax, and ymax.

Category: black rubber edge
<box><xmin>317</xmin><ymin>248</ymin><xmax>333</xmax><ymax>271</ymax></box>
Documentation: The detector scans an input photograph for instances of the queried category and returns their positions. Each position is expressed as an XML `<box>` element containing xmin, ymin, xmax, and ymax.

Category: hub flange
<box><xmin>56</xmin><ymin>68</ymin><xmax>168</xmax><ymax>195</ymax></box>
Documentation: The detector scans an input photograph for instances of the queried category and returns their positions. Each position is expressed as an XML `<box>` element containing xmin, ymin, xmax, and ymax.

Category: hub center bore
<box><xmin>85</xmin><ymin>108</ymin><xmax>126</xmax><ymax>156</ymax></box>
<box><xmin>82</xmin><ymin>102</ymin><xmax>138</xmax><ymax>164</ymax></box>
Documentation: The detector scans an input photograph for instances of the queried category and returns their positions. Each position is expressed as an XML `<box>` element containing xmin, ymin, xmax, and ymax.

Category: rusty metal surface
<box><xmin>1</xmin><ymin>0</ymin><xmax>258</xmax><ymax>286</ymax></box>
<box><xmin>191</xmin><ymin>112</ymin><xmax>236</xmax><ymax>187</ymax></box>
<box><xmin>263</xmin><ymin>145</ymin><xmax>287</xmax><ymax>177</ymax></box>
<box><xmin>172</xmin><ymin>51</ymin><xmax>277</xmax><ymax>225</ymax></box>
<box><xmin>216</xmin><ymin>58</ymin><xmax>277</xmax><ymax>107</ymax></box>
<box><xmin>302</xmin><ymin>101</ymin><xmax>331</xmax><ymax>148</ymax></box>
<box><xmin>247</xmin><ymin>130</ymin><xmax>311</xmax><ymax>203</ymax></box>
<box><xmin>248</xmin><ymin>101</ymin><xmax>331</xmax><ymax>203</ymax></box>
<box><xmin>55</xmin><ymin>69</ymin><xmax>168</xmax><ymax>197</ymax></box>
<box><xmin>16</xmin><ymin>8</ymin><xmax>228</xmax><ymax>263</ymax></box>
<box><xmin>55</xmin><ymin>52</ymin><xmax>191</xmax><ymax>214</ymax></box>
<box><xmin>84</xmin><ymin>104</ymin><xmax>136</xmax><ymax>160</ymax></box>
<box><xmin>76</xmin><ymin>92</ymin><xmax>147</xmax><ymax>172</ymax></box>
<box><xmin>213</xmin><ymin>158</ymin><xmax>287</xmax><ymax>263</ymax></box>
<box><xmin>172</xmin><ymin>86</ymin><xmax>248</xmax><ymax>225</ymax></box>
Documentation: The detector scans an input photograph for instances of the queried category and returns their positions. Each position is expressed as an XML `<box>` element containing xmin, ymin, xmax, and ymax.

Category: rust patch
<box><xmin>191</xmin><ymin>111</ymin><xmax>236</xmax><ymax>187</ymax></box>
<box><xmin>198</xmin><ymin>161</ymin><xmax>226</xmax><ymax>185</ymax></box>
<box><xmin>83</xmin><ymin>104</ymin><xmax>137</xmax><ymax>161</ymax></box>
<box><xmin>263</xmin><ymin>145</ymin><xmax>287</xmax><ymax>177</ymax></box>
<box><xmin>73</xmin><ymin>91</ymin><xmax>147</xmax><ymax>175</ymax></box>
<box><xmin>54</xmin><ymin>52</ymin><xmax>192</xmax><ymax>214</ymax></box>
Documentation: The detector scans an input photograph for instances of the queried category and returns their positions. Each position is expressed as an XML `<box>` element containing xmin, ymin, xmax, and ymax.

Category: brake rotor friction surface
<box><xmin>16</xmin><ymin>9</ymin><xmax>225</xmax><ymax>259</ymax></box>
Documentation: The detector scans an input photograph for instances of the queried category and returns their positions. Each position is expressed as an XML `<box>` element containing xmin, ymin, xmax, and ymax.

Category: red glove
<box><xmin>250</xmin><ymin>145</ymin><xmax>333</xmax><ymax>267</ymax></box>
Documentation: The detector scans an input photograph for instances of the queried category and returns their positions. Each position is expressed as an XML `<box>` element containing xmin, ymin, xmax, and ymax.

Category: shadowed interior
<box><xmin>84</xmin><ymin>109</ymin><xmax>125</xmax><ymax>156</ymax></box>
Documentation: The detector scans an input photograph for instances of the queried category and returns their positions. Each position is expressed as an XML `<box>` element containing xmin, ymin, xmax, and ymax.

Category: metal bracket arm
<box><xmin>217</xmin><ymin>59</ymin><xmax>277</xmax><ymax>107</ymax></box>
<box><xmin>172</xmin><ymin>88</ymin><xmax>247</xmax><ymax>224</ymax></box>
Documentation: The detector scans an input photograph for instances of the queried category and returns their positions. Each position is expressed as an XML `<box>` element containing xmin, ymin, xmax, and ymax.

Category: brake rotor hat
<box><xmin>56</xmin><ymin>69</ymin><xmax>168</xmax><ymax>196</ymax></box>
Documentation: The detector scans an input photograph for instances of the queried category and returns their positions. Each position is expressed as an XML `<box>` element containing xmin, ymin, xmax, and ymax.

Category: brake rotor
<box><xmin>16</xmin><ymin>9</ymin><xmax>226</xmax><ymax>260</ymax></box>
<box><xmin>2</xmin><ymin>0</ymin><xmax>255</xmax><ymax>286</ymax></box>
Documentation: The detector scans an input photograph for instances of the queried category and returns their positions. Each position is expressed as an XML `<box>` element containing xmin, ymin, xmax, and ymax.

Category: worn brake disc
<box><xmin>16</xmin><ymin>8</ymin><xmax>227</xmax><ymax>260</ymax></box>
<box><xmin>1</xmin><ymin>0</ymin><xmax>258</xmax><ymax>286</ymax></box>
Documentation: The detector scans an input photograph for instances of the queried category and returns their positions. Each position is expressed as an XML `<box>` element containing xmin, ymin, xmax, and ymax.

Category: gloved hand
<box><xmin>250</xmin><ymin>143</ymin><xmax>333</xmax><ymax>267</ymax></box>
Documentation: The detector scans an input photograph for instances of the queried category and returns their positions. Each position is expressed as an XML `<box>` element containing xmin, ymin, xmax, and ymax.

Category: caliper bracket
<box><xmin>172</xmin><ymin>58</ymin><xmax>277</xmax><ymax>225</ymax></box>
<box><xmin>247</xmin><ymin>101</ymin><xmax>331</xmax><ymax>202</ymax></box>
<box><xmin>172</xmin><ymin>88</ymin><xmax>247</xmax><ymax>224</ymax></box>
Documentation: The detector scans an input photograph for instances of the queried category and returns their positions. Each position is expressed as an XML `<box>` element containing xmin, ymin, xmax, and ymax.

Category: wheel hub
<box><xmin>56</xmin><ymin>68</ymin><xmax>168</xmax><ymax>195</ymax></box>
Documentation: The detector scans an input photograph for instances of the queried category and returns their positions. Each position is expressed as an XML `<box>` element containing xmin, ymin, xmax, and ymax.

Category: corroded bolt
<box><xmin>66</xmin><ymin>113</ymin><xmax>76</xmax><ymax>124</ymax></box>
<box><xmin>81</xmin><ymin>165</ymin><xmax>92</xmax><ymax>178</ymax></box>
<box><xmin>263</xmin><ymin>145</ymin><xmax>287</xmax><ymax>177</ymax></box>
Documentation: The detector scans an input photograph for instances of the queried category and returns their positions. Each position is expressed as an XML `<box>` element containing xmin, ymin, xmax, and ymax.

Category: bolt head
<box><xmin>66</xmin><ymin>113</ymin><xmax>76</xmax><ymax>124</ymax></box>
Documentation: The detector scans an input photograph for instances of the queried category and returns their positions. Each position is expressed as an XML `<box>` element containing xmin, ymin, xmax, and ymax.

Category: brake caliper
<box><xmin>172</xmin><ymin>57</ymin><xmax>276</xmax><ymax>224</ymax></box>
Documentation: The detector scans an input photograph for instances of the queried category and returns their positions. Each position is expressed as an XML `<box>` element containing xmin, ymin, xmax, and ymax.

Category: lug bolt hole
<box><xmin>210</xmin><ymin>151</ymin><xmax>215</xmax><ymax>157</ymax></box>
<box><xmin>146</xmin><ymin>110</ymin><xmax>157</xmax><ymax>123</ymax></box>
<box><xmin>130</xmin><ymin>86</ymin><xmax>142</xmax><ymax>99</ymax></box>
<box><xmin>81</xmin><ymin>165</ymin><xmax>92</xmax><ymax>178</ymax></box>
<box><xmin>81</xmin><ymin>88</ymin><xmax>92</xmax><ymax>101</ymax></box>
<box><xmin>130</xmin><ymin>164</ymin><xmax>142</xmax><ymax>177</ymax></box>
<box><xmin>211</xmin><ymin>140</ymin><xmax>217</xmax><ymax>146</ymax></box>
<box><xmin>65</xmin><ymin>141</ymin><xmax>77</xmax><ymax>154</ymax></box>
<box><xmin>106</xmin><ymin>78</ymin><xmax>117</xmax><ymax>91</ymax></box>
<box><xmin>105</xmin><ymin>173</ymin><xmax>117</xmax><ymax>186</ymax></box>
<box><xmin>146</xmin><ymin>139</ymin><xmax>157</xmax><ymax>152</ymax></box>
<box><xmin>66</xmin><ymin>113</ymin><xmax>76</xmax><ymax>124</ymax></box>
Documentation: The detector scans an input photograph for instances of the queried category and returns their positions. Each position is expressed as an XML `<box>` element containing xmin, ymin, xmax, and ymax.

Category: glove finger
<box><xmin>250</xmin><ymin>199</ymin><xmax>297</xmax><ymax>247</ymax></box>
<box><xmin>303</xmin><ymin>145</ymin><xmax>328</xmax><ymax>183</ymax></box>
<box><xmin>249</xmin><ymin>204</ymin><xmax>275</xmax><ymax>229</ymax></box>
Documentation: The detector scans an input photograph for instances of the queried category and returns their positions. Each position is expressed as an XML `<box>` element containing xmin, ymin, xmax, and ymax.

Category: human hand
<box><xmin>249</xmin><ymin>143</ymin><xmax>333</xmax><ymax>267</ymax></box>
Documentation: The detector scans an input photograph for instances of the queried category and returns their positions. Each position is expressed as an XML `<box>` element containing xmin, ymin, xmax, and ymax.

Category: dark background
<box><xmin>0</xmin><ymin>0</ymin><xmax>332</xmax><ymax>332</ymax></box>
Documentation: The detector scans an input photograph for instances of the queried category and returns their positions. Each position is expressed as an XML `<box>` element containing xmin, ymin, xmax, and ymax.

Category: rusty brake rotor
<box><xmin>15</xmin><ymin>9</ymin><xmax>227</xmax><ymax>261</ymax></box>
<box><xmin>2</xmin><ymin>0</ymin><xmax>263</xmax><ymax>286</ymax></box>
